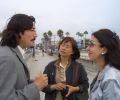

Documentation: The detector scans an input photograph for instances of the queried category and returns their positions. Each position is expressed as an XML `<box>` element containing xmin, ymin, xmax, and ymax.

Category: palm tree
<box><xmin>76</xmin><ymin>32</ymin><xmax>83</xmax><ymax>41</ymax></box>
<box><xmin>47</xmin><ymin>30</ymin><xmax>53</xmax><ymax>55</ymax></box>
<box><xmin>65</xmin><ymin>32</ymin><xmax>70</xmax><ymax>37</ymax></box>
<box><xmin>43</xmin><ymin>32</ymin><xmax>49</xmax><ymax>52</ymax></box>
<box><xmin>57</xmin><ymin>29</ymin><xmax>64</xmax><ymax>41</ymax></box>
<box><xmin>47</xmin><ymin>30</ymin><xmax>52</xmax><ymax>38</ymax></box>
<box><xmin>84</xmin><ymin>31</ymin><xmax>88</xmax><ymax>39</ymax></box>
<box><xmin>43</xmin><ymin>32</ymin><xmax>49</xmax><ymax>41</ymax></box>
<box><xmin>47</xmin><ymin>30</ymin><xmax>52</xmax><ymax>48</ymax></box>
<box><xmin>83</xmin><ymin>31</ymin><xmax>88</xmax><ymax>47</ymax></box>
<box><xmin>76</xmin><ymin>32</ymin><xmax>84</xmax><ymax>48</ymax></box>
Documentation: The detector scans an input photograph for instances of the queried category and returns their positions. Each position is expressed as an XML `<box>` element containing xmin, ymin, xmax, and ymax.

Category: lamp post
<box><xmin>53</xmin><ymin>35</ymin><xmax>56</xmax><ymax>50</ymax></box>
<box><xmin>32</xmin><ymin>43</ymin><xmax>36</xmax><ymax>58</ymax></box>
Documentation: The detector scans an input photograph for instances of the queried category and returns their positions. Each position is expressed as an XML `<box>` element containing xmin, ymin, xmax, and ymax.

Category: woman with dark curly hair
<box><xmin>86</xmin><ymin>29</ymin><xmax>120</xmax><ymax>100</ymax></box>
<box><xmin>42</xmin><ymin>37</ymin><xmax>89</xmax><ymax>100</ymax></box>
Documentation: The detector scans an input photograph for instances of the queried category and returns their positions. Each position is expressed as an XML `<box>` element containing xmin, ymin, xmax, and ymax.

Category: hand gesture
<box><xmin>33</xmin><ymin>74</ymin><xmax>48</xmax><ymax>90</ymax></box>
<box><xmin>50</xmin><ymin>82</ymin><xmax>66</xmax><ymax>91</ymax></box>
<box><xmin>66</xmin><ymin>85</ymin><xmax>80</xmax><ymax>97</ymax></box>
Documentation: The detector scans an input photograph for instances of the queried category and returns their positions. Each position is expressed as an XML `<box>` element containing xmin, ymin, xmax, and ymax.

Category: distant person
<box><xmin>42</xmin><ymin>48</ymin><xmax>44</xmax><ymax>56</ymax></box>
<box><xmin>42</xmin><ymin>37</ymin><xmax>89</xmax><ymax>100</ymax></box>
<box><xmin>0</xmin><ymin>14</ymin><xmax>48</xmax><ymax>100</ymax></box>
<box><xmin>86</xmin><ymin>29</ymin><xmax>120</xmax><ymax>100</ymax></box>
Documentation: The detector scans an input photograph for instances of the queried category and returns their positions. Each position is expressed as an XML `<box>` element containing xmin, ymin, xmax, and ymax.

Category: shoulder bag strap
<box><xmin>73</xmin><ymin>63</ymin><xmax>79</xmax><ymax>86</ymax></box>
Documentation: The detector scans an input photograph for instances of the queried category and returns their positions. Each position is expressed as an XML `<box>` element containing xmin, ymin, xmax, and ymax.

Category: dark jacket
<box><xmin>42</xmin><ymin>60</ymin><xmax>89</xmax><ymax>100</ymax></box>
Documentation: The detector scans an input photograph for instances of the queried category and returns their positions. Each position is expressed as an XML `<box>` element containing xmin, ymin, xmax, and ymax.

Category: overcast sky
<box><xmin>0</xmin><ymin>0</ymin><xmax>120</xmax><ymax>43</ymax></box>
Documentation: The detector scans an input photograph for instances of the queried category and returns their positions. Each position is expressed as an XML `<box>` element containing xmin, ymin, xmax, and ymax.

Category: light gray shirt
<box><xmin>90</xmin><ymin>64</ymin><xmax>120</xmax><ymax>100</ymax></box>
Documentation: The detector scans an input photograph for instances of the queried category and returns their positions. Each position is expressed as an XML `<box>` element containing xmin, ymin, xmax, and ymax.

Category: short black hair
<box><xmin>58</xmin><ymin>37</ymin><xmax>80</xmax><ymax>60</ymax></box>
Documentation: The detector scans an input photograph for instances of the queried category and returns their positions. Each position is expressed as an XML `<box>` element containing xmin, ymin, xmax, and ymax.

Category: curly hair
<box><xmin>92</xmin><ymin>29</ymin><xmax>120</xmax><ymax>70</ymax></box>
<box><xmin>1</xmin><ymin>14</ymin><xmax>35</xmax><ymax>48</ymax></box>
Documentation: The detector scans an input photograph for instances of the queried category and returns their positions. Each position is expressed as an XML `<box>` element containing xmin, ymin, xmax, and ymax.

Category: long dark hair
<box><xmin>1</xmin><ymin>14</ymin><xmax>35</xmax><ymax>48</ymax></box>
<box><xmin>92</xmin><ymin>29</ymin><xmax>120</xmax><ymax>70</ymax></box>
<box><xmin>58</xmin><ymin>37</ymin><xmax>80</xmax><ymax>61</ymax></box>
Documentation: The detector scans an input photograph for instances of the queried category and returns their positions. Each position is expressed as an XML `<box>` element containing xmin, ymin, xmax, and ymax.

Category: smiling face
<box><xmin>86</xmin><ymin>35</ymin><xmax>107</xmax><ymax>62</ymax></box>
<box><xmin>18</xmin><ymin>23</ymin><xmax>37</xmax><ymax>48</ymax></box>
<box><xmin>59</xmin><ymin>41</ymin><xmax>73</xmax><ymax>58</ymax></box>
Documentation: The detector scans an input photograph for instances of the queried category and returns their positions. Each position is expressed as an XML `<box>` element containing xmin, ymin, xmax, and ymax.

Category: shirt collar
<box><xmin>59</xmin><ymin>62</ymin><xmax>66</xmax><ymax>69</ymax></box>
<box><xmin>17</xmin><ymin>45</ymin><xmax>25</xmax><ymax>58</ymax></box>
<box><xmin>54</xmin><ymin>58</ymin><xmax>71</xmax><ymax>69</ymax></box>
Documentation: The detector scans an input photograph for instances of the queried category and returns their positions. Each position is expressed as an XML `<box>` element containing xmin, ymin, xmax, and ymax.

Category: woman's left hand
<box><xmin>65</xmin><ymin>85</ymin><xmax>80</xmax><ymax>97</ymax></box>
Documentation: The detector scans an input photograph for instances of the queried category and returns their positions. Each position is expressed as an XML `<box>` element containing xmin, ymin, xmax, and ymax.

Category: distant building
<box><xmin>77</xmin><ymin>41</ymin><xmax>84</xmax><ymax>49</ymax></box>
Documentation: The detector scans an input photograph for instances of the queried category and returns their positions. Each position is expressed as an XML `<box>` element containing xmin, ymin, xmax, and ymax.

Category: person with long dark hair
<box><xmin>42</xmin><ymin>37</ymin><xmax>89</xmax><ymax>100</ymax></box>
<box><xmin>0</xmin><ymin>14</ymin><xmax>48</xmax><ymax>100</ymax></box>
<box><xmin>86</xmin><ymin>29</ymin><xmax>120</xmax><ymax>100</ymax></box>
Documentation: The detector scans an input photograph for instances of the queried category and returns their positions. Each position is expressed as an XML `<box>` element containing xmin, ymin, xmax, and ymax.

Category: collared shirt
<box><xmin>90</xmin><ymin>64</ymin><xmax>120</xmax><ymax>100</ymax></box>
<box><xmin>55</xmin><ymin>60</ymin><xmax>69</xmax><ymax>100</ymax></box>
<box><xmin>17</xmin><ymin>46</ymin><xmax>25</xmax><ymax>59</ymax></box>
<box><xmin>59</xmin><ymin>63</ymin><xmax>66</xmax><ymax>82</ymax></box>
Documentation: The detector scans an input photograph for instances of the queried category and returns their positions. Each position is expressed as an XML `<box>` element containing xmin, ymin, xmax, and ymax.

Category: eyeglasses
<box><xmin>87</xmin><ymin>40</ymin><xmax>101</xmax><ymax>47</ymax></box>
<box><xmin>60</xmin><ymin>43</ymin><xmax>72</xmax><ymax>49</ymax></box>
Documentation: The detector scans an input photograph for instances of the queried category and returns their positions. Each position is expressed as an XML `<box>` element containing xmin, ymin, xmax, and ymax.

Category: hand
<box><xmin>50</xmin><ymin>83</ymin><xmax>66</xmax><ymax>91</ymax></box>
<box><xmin>33</xmin><ymin>74</ymin><xmax>48</xmax><ymax>90</ymax></box>
<box><xmin>66</xmin><ymin>85</ymin><xmax>80</xmax><ymax>97</ymax></box>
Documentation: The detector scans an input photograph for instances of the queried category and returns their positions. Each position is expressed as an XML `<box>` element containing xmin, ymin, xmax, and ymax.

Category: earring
<box><xmin>101</xmin><ymin>52</ymin><xmax>105</xmax><ymax>55</ymax></box>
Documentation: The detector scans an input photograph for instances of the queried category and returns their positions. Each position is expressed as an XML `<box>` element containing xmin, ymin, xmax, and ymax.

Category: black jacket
<box><xmin>42</xmin><ymin>60</ymin><xmax>89</xmax><ymax>100</ymax></box>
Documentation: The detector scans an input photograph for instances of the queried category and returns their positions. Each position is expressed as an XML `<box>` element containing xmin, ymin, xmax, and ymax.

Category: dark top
<box><xmin>42</xmin><ymin>60</ymin><xmax>89</xmax><ymax>100</ymax></box>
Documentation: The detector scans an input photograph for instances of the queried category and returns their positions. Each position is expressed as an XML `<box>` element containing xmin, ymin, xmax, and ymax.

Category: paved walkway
<box><xmin>26</xmin><ymin>50</ymin><xmax>97</xmax><ymax>100</ymax></box>
<box><xmin>27</xmin><ymin>51</ymin><xmax>56</xmax><ymax>100</ymax></box>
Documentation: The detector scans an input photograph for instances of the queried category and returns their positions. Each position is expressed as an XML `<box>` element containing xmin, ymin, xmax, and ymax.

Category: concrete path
<box><xmin>27</xmin><ymin>51</ymin><xmax>56</xmax><ymax>100</ymax></box>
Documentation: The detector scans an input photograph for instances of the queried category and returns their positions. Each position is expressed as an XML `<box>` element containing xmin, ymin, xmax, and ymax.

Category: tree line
<box><xmin>40</xmin><ymin>29</ymin><xmax>89</xmax><ymax>53</ymax></box>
